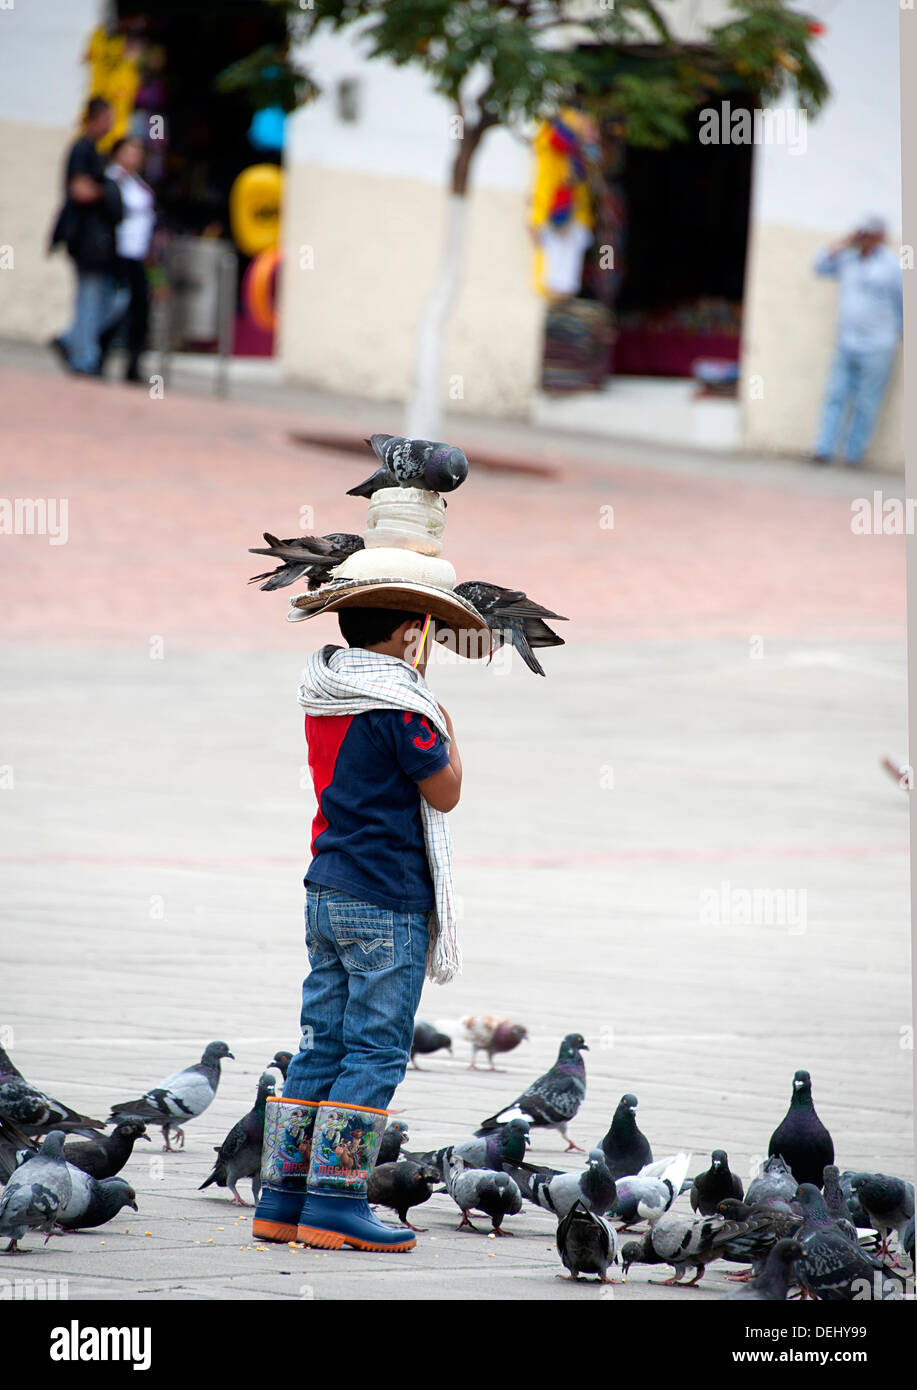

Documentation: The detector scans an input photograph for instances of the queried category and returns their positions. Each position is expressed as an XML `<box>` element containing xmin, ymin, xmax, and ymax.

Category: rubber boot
<box><xmin>296</xmin><ymin>1102</ymin><xmax>416</xmax><ymax>1251</ymax></box>
<box><xmin>252</xmin><ymin>1097</ymin><xmax>319</xmax><ymax>1243</ymax></box>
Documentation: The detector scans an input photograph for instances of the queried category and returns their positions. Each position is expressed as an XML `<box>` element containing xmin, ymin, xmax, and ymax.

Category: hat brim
<box><xmin>286</xmin><ymin>579</ymin><xmax>492</xmax><ymax>659</ymax></box>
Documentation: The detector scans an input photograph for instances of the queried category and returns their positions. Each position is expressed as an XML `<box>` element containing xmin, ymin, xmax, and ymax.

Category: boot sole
<box><xmin>253</xmin><ymin>1218</ymin><xmax>299</xmax><ymax>1243</ymax></box>
<box><xmin>297</xmin><ymin>1225</ymin><xmax>415</xmax><ymax>1252</ymax></box>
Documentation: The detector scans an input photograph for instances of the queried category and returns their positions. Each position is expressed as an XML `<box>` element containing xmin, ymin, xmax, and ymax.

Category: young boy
<box><xmin>253</xmin><ymin>594</ymin><xmax>484</xmax><ymax>1252</ymax></box>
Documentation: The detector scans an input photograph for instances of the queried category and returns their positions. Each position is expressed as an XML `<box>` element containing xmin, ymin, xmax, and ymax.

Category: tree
<box><xmin>255</xmin><ymin>0</ymin><xmax>829</xmax><ymax>438</ymax></box>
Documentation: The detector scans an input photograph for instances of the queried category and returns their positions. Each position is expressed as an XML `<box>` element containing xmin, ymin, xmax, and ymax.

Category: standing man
<box><xmin>812</xmin><ymin>216</ymin><xmax>903</xmax><ymax>467</ymax></box>
<box><xmin>49</xmin><ymin>97</ymin><xmax>127</xmax><ymax>376</ymax></box>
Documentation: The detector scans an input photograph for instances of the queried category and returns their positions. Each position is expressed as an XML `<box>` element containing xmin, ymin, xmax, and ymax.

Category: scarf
<box><xmin>297</xmin><ymin>644</ymin><xmax>461</xmax><ymax>984</ymax></box>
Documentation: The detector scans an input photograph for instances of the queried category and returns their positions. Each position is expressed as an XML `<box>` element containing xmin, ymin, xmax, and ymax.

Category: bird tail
<box><xmin>198</xmin><ymin>1166</ymin><xmax>223</xmax><ymax>1191</ymax></box>
<box><xmin>504</xmin><ymin>620</ymin><xmax>547</xmax><ymax>677</ymax></box>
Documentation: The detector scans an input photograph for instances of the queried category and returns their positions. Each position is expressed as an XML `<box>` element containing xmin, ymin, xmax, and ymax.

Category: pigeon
<box><xmin>768</xmin><ymin>1069</ymin><xmax>834</xmax><ymax>1187</ymax></box>
<box><xmin>691</xmin><ymin>1149</ymin><xmax>744</xmax><ymax>1215</ymax></box>
<box><xmin>249</xmin><ymin>533</ymin><xmax>364</xmax><ymax>592</ymax></box>
<box><xmin>267</xmin><ymin>1051</ymin><xmax>293</xmax><ymax>1081</ymax></box>
<box><xmin>410</xmin><ymin>1022</ymin><xmax>452</xmax><ymax>1067</ymax></box>
<box><xmin>838</xmin><ymin>1169</ymin><xmax>871</xmax><ymax>1228</ymax></box>
<box><xmin>600</xmin><ymin>1094</ymin><xmax>653</xmax><ymax>1179</ymax></box>
<box><xmin>445</xmin><ymin>1157</ymin><xmax>522</xmax><ymax>1235</ymax></box>
<box><xmin>108</xmin><ymin>1041</ymin><xmax>234</xmax><ymax>1151</ymax></box>
<box><xmin>454</xmin><ymin>582</ymin><xmax>567</xmax><ymax>677</ymax></box>
<box><xmin>0</xmin><ymin>1130</ymin><xmax>71</xmax><ymax>1251</ymax></box>
<box><xmin>822</xmin><ymin>1165</ymin><xmax>859</xmax><ymax>1245</ymax></box>
<box><xmin>556</xmin><ymin>1200</ymin><xmax>619</xmax><ymax>1283</ymax></box>
<box><xmin>347</xmin><ymin>433</ymin><xmax>469</xmax><ymax>499</ymax></box>
<box><xmin>62</xmin><ymin>1123</ymin><xmax>150</xmax><ymax>1181</ymax></box>
<box><xmin>408</xmin><ymin>1118</ymin><xmax>531</xmax><ymax>1177</ymax></box>
<box><xmin>459</xmin><ymin>1016</ymin><xmax>528</xmax><ymax>1070</ymax></box>
<box><xmin>57</xmin><ymin>1173</ymin><xmax>138</xmax><ymax>1231</ymax></box>
<box><xmin>367</xmin><ymin>1160</ymin><xmax>442</xmax><ymax>1231</ymax></box>
<box><xmin>794</xmin><ymin>1183</ymin><xmax>901</xmax><ymax>1301</ymax></box>
<box><xmin>621</xmin><ymin>1209</ymin><xmax>741</xmax><ymax>1286</ymax></box>
<box><xmin>378</xmin><ymin>1121</ymin><xmax>410</xmax><ymax>1166</ymax></box>
<box><xmin>0</xmin><ymin>1114</ymin><xmax>36</xmax><ymax>1183</ymax></box>
<box><xmin>510</xmin><ymin>1147</ymin><xmax>616</xmax><ymax>1221</ymax></box>
<box><xmin>728</xmin><ymin>1238</ymin><xmax>803</xmax><ymax>1301</ymax></box>
<box><xmin>0</xmin><ymin>1044</ymin><xmax>105</xmax><ymax>1138</ymax></box>
<box><xmin>610</xmin><ymin>1154</ymin><xmax>691</xmax><ymax>1229</ymax></box>
<box><xmin>714</xmin><ymin>1200</ymin><xmax>803</xmax><ymax>1279</ymax></box>
<box><xmin>746</xmin><ymin>1153</ymin><xmax>799</xmax><ymax>1207</ymax></box>
<box><xmin>476</xmin><ymin>1032</ymin><xmax>588</xmax><ymax>1151</ymax></box>
<box><xmin>198</xmin><ymin>1072</ymin><xmax>275</xmax><ymax>1206</ymax></box>
<box><xmin>850</xmin><ymin>1173</ymin><xmax>915</xmax><ymax>1262</ymax></box>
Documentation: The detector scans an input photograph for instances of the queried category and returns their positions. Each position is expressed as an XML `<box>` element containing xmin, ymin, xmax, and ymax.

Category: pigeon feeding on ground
<box><xmin>746</xmin><ymin>1153</ymin><xmax>799</xmax><ymax>1207</ymax></box>
<box><xmin>459</xmin><ymin>1016</ymin><xmax>529</xmax><ymax>1071</ymax></box>
<box><xmin>716</xmin><ymin>1198</ymin><xmax>802</xmax><ymax>1282</ymax></box>
<box><xmin>267</xmin><ymin>1051</ymin><xmax>293</xmax><ymax>1081</ymax></box>
<box><xmin>611</xmin><ymin>1154</ymin><xmax>691</xmax><ymax>1229</ymax></box>
<box><xmin>199</xmin><ymin>1072</ymin><xmax>275</xmax><ymax>1206</ymax></box>
<box><xmin>249</xmin><ymin>533</ymin><xmax>364</xmax><ymax>592</ymax></box>
<box><xmin>691</xmin><ymin>1150</ymin><xmax>744</xmax><ymax>1215</ymax></box>
<box><xmin>621</xmin><ymin>1210</ymin><xmax>740</xmax><ymax>1287</ymax></box>
<box><xmin>728</xmin><ymin>1238</ymin><xmax>803</xmax><ymax>1301</ymax></box>
<box><xmin>794</xmin><ymin>1183</ymin><xmax>903</xmax><ymax>1300</ymax></box>
<box><xmin>556</xmin><ymin>1200</ymin><xmax>619</xmax><ymax>1283</ymax></box>
<box><xmin>454</xmin><ymin>583</ymin><xmax>567</xmax><ymax>678</ymax></box>
<box><xmin>378</xmin><ymin>1121</ymin><xmax>410</xmax><ymax>1166</ymax></box>
<box><xmin>0</xmin><ymin>1130</ymin><xmax>71</xmax><ymax>1252</ymax></box>
<box><xmin>476</xmin><ymin>1032</ymin><xmax>588</xmax><ymax>1151</ymax></box>
<box><xmin>62</xmin><ymin>1123</ymin><xmax>150</xmax><ymax>1181</ymax></box>
<box><xmin>347</xmin><ymin>433</ymin><xmax>469</xmax><ymax>499</ymax></box>
<box><xmin>57</xmin><ymin>1171</ymin><xmax>138</xmax><ymax>1231</ymax></box>
<box><xmin>850</xmin><ymin>1173</ymin><xmax>915</xmax><ymax>1262</ymax></box>
<box><xmin>510</xmin><ymin>1148</ymin><xmax>616</xmax><ymax>1221</ymax></box>
<box><xmin>108</xmin><ymin>1041</ymin><xmax>234</xmax><ymax>1151</ymax></box>
<box><xmin>0</xmin><ymin>1045</ymin><xmax>105</xmax><ymax>1138</ymax></box>
<box><xmin>445</xmin><ymin>1157</ymin><xmax>522</xmax><ymax>1235</ymax></box>
<box><xmin>768</xmin><ymin>1069</ymin><xmax>834</xmax><ymax>1187</ymax></box>
<box><xmin>600</xmin><ymin>1094</ymin><xmax>653</xmax><ymax>1179</ymax></box>
<box><xmin>410</xmin><ymin>1022</ymin><xmax>452</xmax><ymax>1067</ymax></box>
<box><xmin>367</xmin><ymin>1160</ymin><xmax>442</xmax><ymax>1231</ymax></box>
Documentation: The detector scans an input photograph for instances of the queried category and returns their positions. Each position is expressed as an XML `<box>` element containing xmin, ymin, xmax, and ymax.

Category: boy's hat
<box><xmin>286</xmin><ymin>547</ymin><xmax>491</xmax><ymax>657</ymax></box>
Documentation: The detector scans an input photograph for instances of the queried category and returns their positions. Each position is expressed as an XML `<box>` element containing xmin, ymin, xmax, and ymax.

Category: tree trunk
<box><xmin>403</xmin><ymin>110</ymin><xmax>497</xmax><ymax>440</ymax></box>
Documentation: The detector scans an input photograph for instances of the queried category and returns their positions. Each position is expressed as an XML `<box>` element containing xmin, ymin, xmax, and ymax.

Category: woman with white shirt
<box><xmin>103</xmin><ymin>135</ymin><xmax>156</xmax><ymax>382</ymax></box>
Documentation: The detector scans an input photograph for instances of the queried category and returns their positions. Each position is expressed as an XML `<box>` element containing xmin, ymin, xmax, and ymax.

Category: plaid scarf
<box><xmin>297</xmin><ymin>644</ymin><xmax>461</xmax><ymax>984</ymax></box>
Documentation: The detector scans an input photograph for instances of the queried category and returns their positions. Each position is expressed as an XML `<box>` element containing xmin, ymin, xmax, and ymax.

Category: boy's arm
<box><xmin>416</xmin><ymin>704</ymin><xmax>462</xmax><ymax>813</ymax></box>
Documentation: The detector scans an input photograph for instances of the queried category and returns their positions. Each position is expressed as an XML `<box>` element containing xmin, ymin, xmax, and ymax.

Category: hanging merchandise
<box><xmin>229</xmin><ymin>163</ymin><xmax>283</xmax><ymax>258</ymax></box>
<box><xmin>84</xmin><ymin>26</ymin><xmax>141</xmax><ymax>150</ymax></box>
<box><xmin>242</xmin><ymin>248</ymin><xmax>282</xmax><ymax>332</ymax></box>
<box><xmin>531</xmin><ymin>110</ymin><xmax>595</xmax><ymax>297</ymax></box>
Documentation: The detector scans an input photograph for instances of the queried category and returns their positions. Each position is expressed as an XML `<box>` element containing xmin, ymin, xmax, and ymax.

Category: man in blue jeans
<box><xmin>253</xmin><ymin>578</ymin><xmax>489</xmax><ymax>1252</ymax></box>
<box><xmin>812</xmin><ymin>216</ymin><xmax>902</xmax><ymax>467</ymax></box>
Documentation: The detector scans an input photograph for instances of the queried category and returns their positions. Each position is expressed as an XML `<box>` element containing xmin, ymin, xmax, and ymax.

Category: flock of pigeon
<box><xmin>248</xmin><ymin>432</ymin><xmax>568</xmax><ymax>677</ymax></box>
<box><xmin>1</xmin><ymin>1027</ymin><xmax>913</xmax><ymax>1299</ymax></box>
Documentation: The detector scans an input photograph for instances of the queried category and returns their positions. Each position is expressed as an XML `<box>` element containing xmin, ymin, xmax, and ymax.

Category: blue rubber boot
<box><xmin>296</xmin><ymin>1102</ymin><xmax>416</xmax><ymax>1252</ymax></box>
<box><xmin>252</xmin><ymin>1097</ymin><xmax>318</xmax><ymax>1243</ymax></box>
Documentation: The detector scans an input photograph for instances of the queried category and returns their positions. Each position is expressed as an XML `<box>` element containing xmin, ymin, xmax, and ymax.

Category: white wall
<box><xmin>742</xmin><ymin>0</ymin><xmax>903</xmax><ymax>467</ymax></box>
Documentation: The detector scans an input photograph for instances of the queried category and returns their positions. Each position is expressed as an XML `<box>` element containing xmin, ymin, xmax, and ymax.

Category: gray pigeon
<box><xmin>57</xmin><ymin>1171</ymin><xmax>138</xmax><ymax>1230</ymax></box>
<box><xmin>198</xmin><ymin>1072</ymin><xmax>275</xmax><ymax>1205</ymax></box>
<box><xmin>821</xmin><ymin>1165</ymin><xmax>859</xmax><ymax>1245</ymax></box>
<box><xmin>410</xmin><ymin>1021</ymin><xmax>452</xmax><ymax>1067</ymax></box>
<box><xmin>510</xmin><ymin>1148</ymin><xmax>616</xmax><ymax>1221</ymax></box>
<box><xmin>0</xmin><ymin>1045</ymin><xmax>105</xmax><ymax>1138</ymax></box>
<box><xmin>728</xmin><ymin>1238</ymin><xmax>803</xmax><ymax>1301</ymax></box>
<box><xmin>556</xmin><ymin>1199</ymin><xmax>619</xmax><ymax>1283</ymax></box>
<box><xmin>610</xmin><ymin>1155</ymin><xmax>692</xmax><ymax>1229</ymax></box>
<box><xmin>347</xmin><ymin>433</ymin><xmax>468</xmax><ymax>498</ymax></box>
<box><xmin>0</xmin><ymin>1130</ymin><xmax>72</xmax><ymax>1251</ymax></box>
<box><xmin>850</xmin><ymin>1173</ymin><xmax>915</xmax><ymax>1261</ymax></box>
<box><xmin>108</xmin><ymin>1041</ymin><xmax>234</xmax><ymax>1150</ymax></box>
<box><xmin>794</xmin><ymin>1184</ymin><xmax>903</xmax><ymax>1300</ymax></box>
<box><xmin>476</xmin><ymin>1032</ymin><xmax>588</xmax><ymax>1151</ymax></box>
<box><xmin>446</xmin><ymin>1157</ymin><xmax>522</xmax><ymax>1235</ymax></box>
<box><xmin>716</xmin><ymin>1198</ymin><xmax>802</xmax><ymax>1282</ymax></box>
<box><xmin>746</xmin><ymin>1153</ymin><xmax>798</xmax><ymax>1206</ymax></box>
<box><xmin>249</xmin><ymin>533</ymin><xmax>364</xmax><ymax>591</ymax></box>
<box><xmin>768</xmin><ymin>1069</ymin><xmax>834</xmax><ymax>1187</ymax></box>
<box><xmin>454</xmin><ymin>582</ymin><xmax>567</xmax><ymax>678</ymax></box>
<box><xmin>621</xmin><ymin>1209</ymin><xmax>741</xmax><ymax>1287</ymax></box>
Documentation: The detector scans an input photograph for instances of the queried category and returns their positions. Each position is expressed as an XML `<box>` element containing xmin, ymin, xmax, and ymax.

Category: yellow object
<box><xmin>531</xmin><ymin>109</ymin><xmax>594</xmax><ymax>296</ymax></box>
<box><xmin>85</xmin><ymin>27</ymin><xmax>140</xmax><ymax>150</ymax></box>
<box><xmin>230</xmin><ymin>164</ymin><xmax>284</xmax><ymax>256</ymax></box>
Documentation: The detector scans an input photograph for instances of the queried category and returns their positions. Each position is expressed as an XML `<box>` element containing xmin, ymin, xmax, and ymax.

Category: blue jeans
<box><xmin>283</xmin><ymin>884</ymin><xmax>429</xmax><ymax>1111</ymax></box>
<box><xmin>62</xmin><ymin>268</ymin><xmax>130</xmax><ymax>374</ymax></box>
<box><xmin>814</xmin><ymin>344</ymin><xmax>897</xmax><ymax>463</ymax></box>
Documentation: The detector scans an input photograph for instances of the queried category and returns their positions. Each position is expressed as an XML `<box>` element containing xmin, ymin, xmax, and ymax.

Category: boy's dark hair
<box><xmin>85</xmin><ymin>97</ymin><xmax>112</xmax><ymax>122</ymax></box>
<box><xmin>338</xmin><ymin>607</ymin><xmax>425</xmax><ymax>648</ymax></box>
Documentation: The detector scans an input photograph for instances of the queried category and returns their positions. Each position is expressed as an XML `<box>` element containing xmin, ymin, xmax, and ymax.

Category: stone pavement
<box><xmin>0</xmin><ymin>359</ymin><xmax>912</xmax><ymax>1300</ymax></box>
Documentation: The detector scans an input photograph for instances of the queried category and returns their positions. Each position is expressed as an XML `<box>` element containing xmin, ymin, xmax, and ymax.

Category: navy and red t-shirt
<box><xmin>303</xmin><ymin>708</ymin><xmax>450</xmax><ymax>912</ymax></box>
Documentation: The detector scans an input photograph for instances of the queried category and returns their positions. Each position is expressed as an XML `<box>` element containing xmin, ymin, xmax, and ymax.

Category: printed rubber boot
<box><xmin>296</xmin><ymin>1102</ymin><xmax>416</xmax><ymax>1251</ymax></box>
<box><xmin>252</xmin><ymin>1097</ymin><xmax>319</xmax><ymax>1243</ymax></box>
